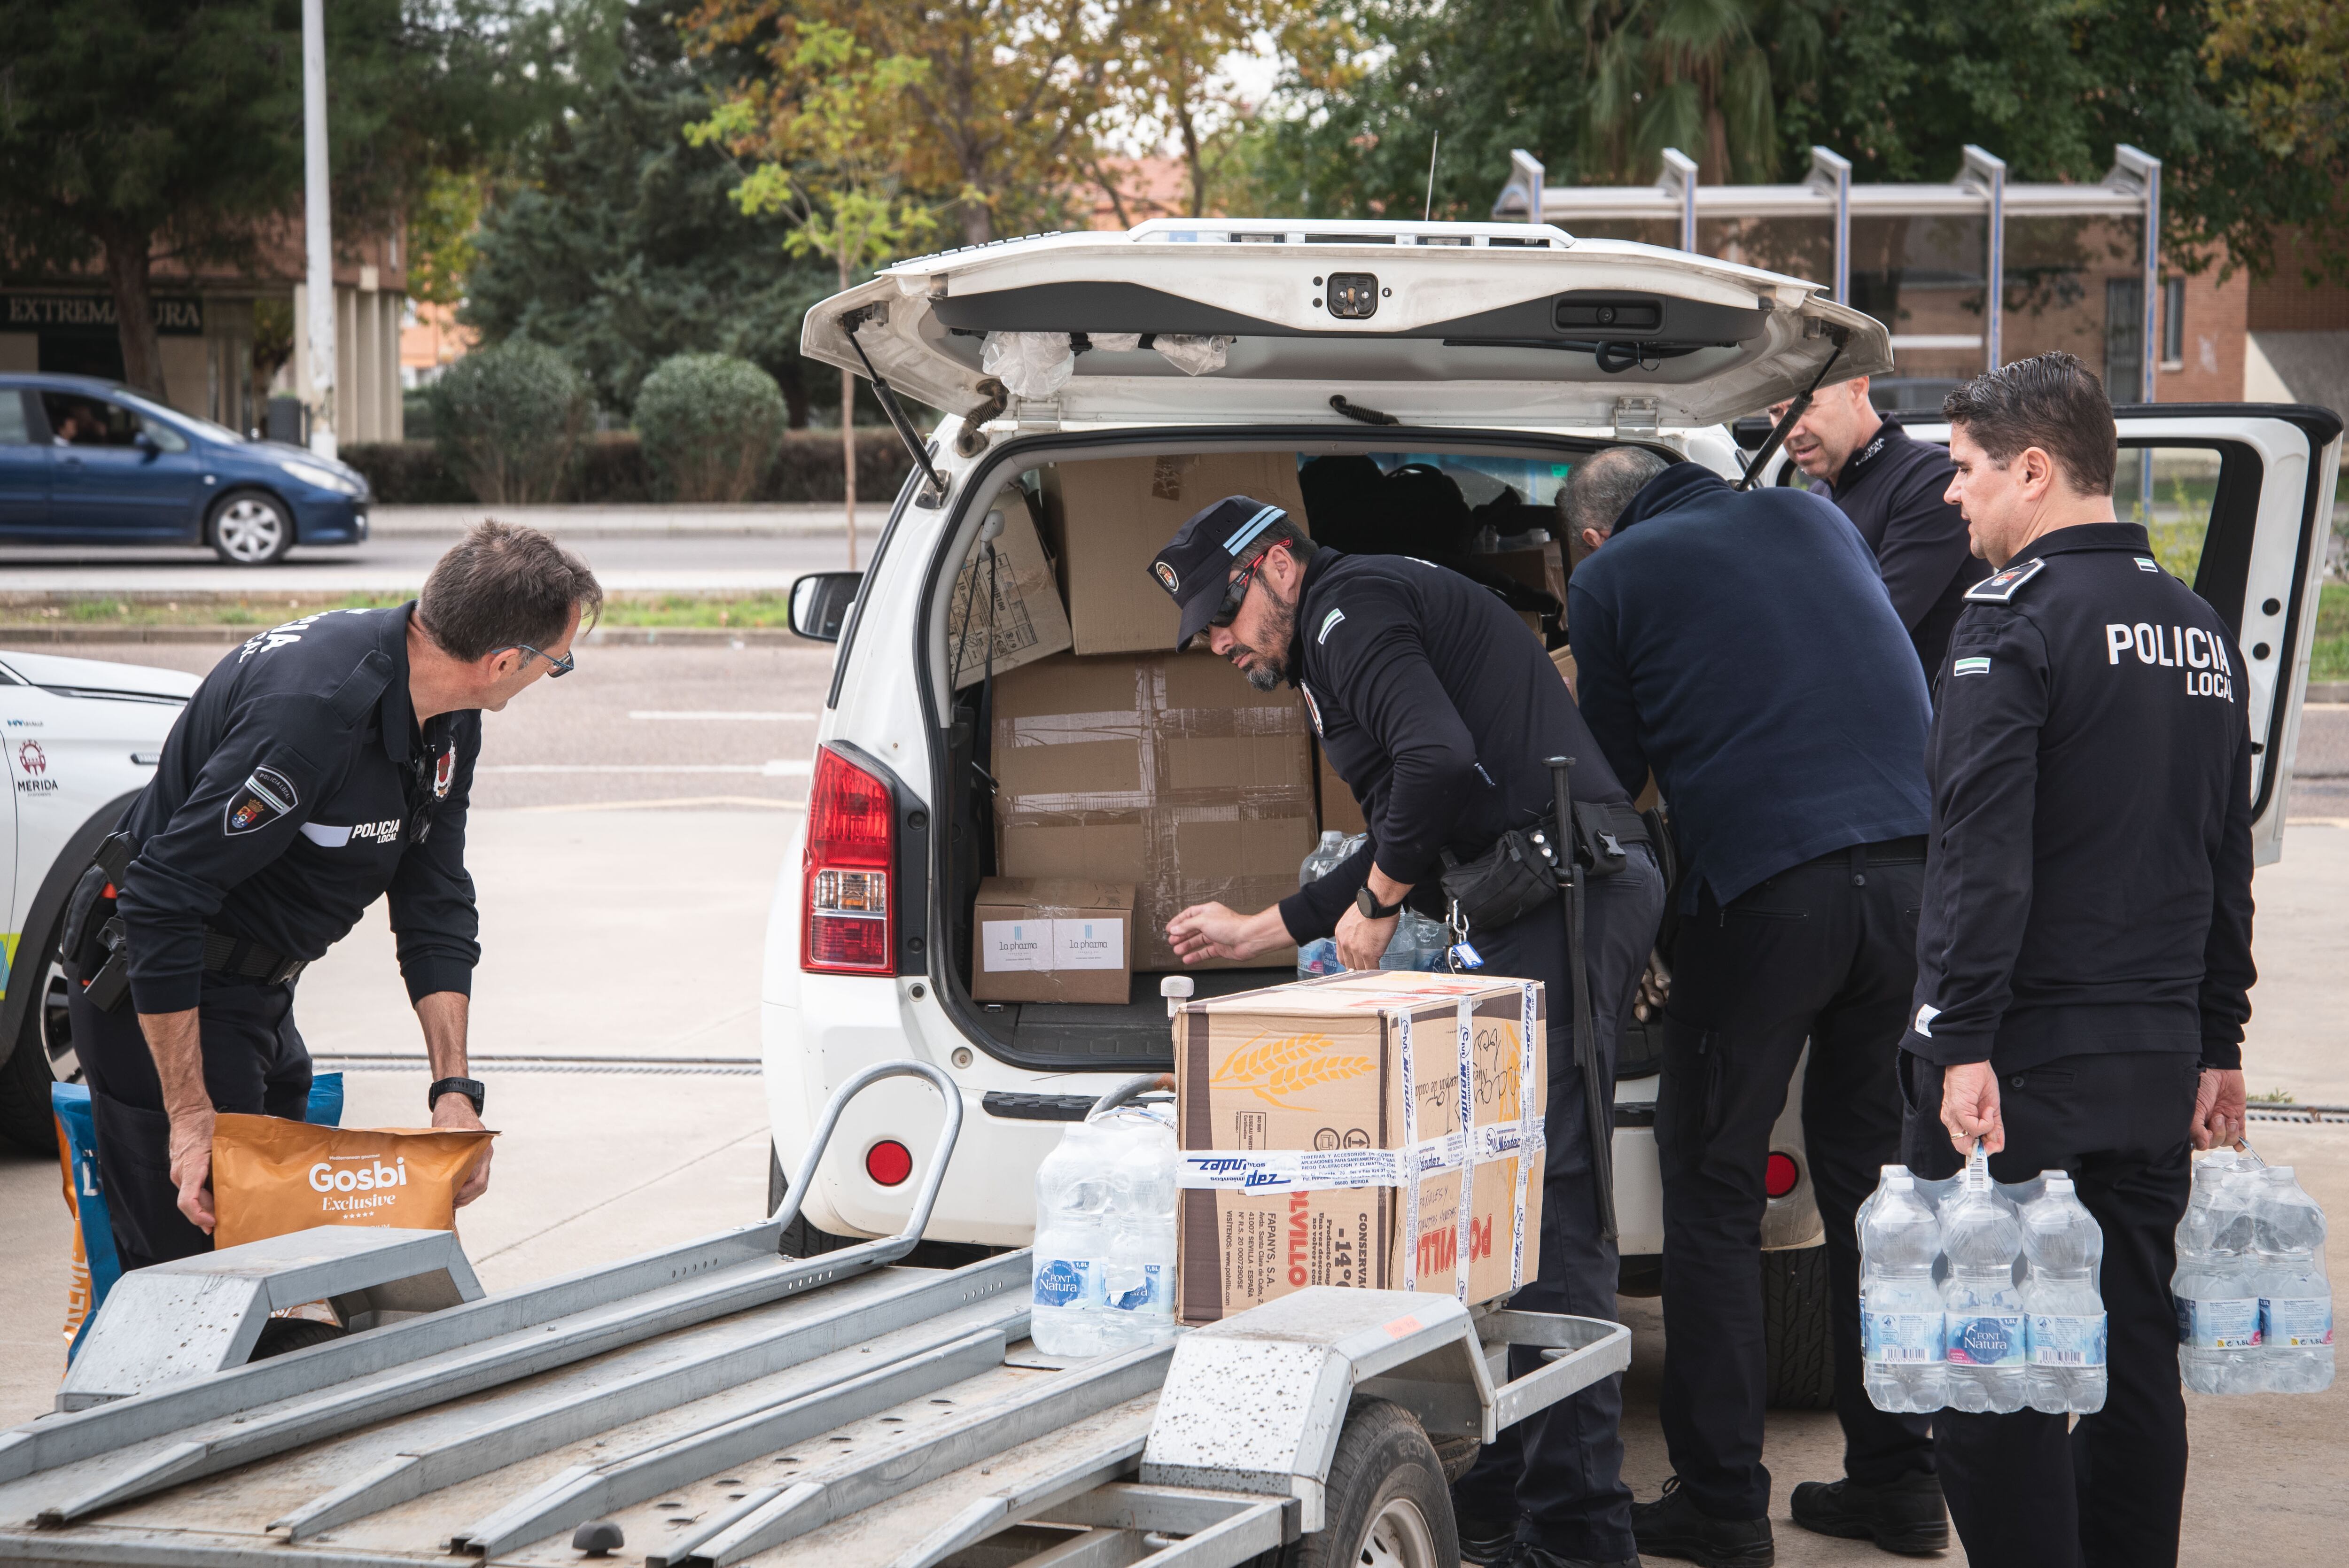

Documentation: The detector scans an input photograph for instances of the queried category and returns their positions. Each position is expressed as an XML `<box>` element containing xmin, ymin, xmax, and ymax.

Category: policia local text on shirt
<box><xmin>1899</xmin><ymin>352</ymin><xmax>2253</xmax><ymax>1568</ymax></box>
<box><xmin>65</xmin><ymin>522</ymin><xmax>604</xmax><ymax>1270</ymax></box>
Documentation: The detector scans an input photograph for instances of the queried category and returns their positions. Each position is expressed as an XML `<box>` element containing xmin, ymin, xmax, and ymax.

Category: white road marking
<box><xmin>628</xmin><ymin>711</ymin><xmax>818</xmax><ymax>721</ymax></box>
<box><xmin>476</xmin><ymin>761</ymin><xmax>813</xmax><ymax>776</ymax></box>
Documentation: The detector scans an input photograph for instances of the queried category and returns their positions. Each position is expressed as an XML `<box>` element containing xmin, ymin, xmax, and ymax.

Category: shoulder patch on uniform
<box><xmin>1964</xmin><ymin>556</ymin><xmax>2047</xmax><ymax>604</ymax></box>
<box><xmin>2134</xmin><ymin>556</ymin><xmax>2160</xmax><ymax>573</ymax></box>
<box><xmin>327</xmin><ymin>649</ymin><xmax>396</xmax><ymax>726</ymax></box>
<box><xmin>1317</xmin><ymin>607</ymin><xmax>1346</xmax><ymax>644</ymax></box>
<box><xmin>225</xmin><ymin>766</ymin><xmax>297</xmax><ymax>835</ymax></box>
<box><xmin>1952</xmin><ymin>656</ymin><xmax>1992</xmax><ymax>677</ymax></box>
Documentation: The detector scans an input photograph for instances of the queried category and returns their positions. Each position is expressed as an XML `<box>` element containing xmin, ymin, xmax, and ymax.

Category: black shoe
<box><xmin>1789</xmin><ymin>1473</ymin><xmax>1949</xmax><ymax>1556</ymax></box>
<box><xmin>1521</xmin><ymin>1549</ymin><xmax>1641</xmax><ymax>1568</ymax></box>
<box><xmin>1630</xmin><ymin>1476</ymin><xmax>1775</xmax><ymax>1568</ymax></box>
<box><xmin>1456</xmin><ymin>1515</ymin><xmax>1521</xmax><ymax>1566</ymax></box>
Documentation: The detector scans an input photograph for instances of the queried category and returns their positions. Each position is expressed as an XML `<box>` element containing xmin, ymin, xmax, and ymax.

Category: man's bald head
<box><xmin>1559</xmin><ymin>446</ymin><xmax>1672</xmax><ymax>560</ymax></box>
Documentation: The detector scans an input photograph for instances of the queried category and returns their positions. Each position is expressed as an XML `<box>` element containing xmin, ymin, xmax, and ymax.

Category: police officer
<box><xmin>1899</xmin><ymin>352</ymin><xmax>2252</xmax><ymax>1568</ymax></box>
<box><xmin>67</xmin><ymin>521</ymin><xmax>603</xmax><ymax>1270</ymax></box>
<box><xmin>1154</xmin><ymin>496</ymin><xmax>1665</xmax><ymax>1568</ymax></box>
<box><xmin>1765</xmin><ymin>374</ymin><xmax>1992</xmax><ymax>673</ymax></box>
<box><xmin>1565</xmin><ymin>445</ymin><xmax>1945</xmax><ymax>1566</ymax></box>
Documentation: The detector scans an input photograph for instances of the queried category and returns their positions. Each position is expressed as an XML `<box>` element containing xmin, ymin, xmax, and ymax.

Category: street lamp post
<box><xmin>302</xmin><ymin>0</ymin><xmax>337</xmax><ymax>459</ymax></box>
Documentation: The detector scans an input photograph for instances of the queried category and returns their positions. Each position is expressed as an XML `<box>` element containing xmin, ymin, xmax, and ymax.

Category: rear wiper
<box><xmin>840</xmin><ymin>307</ymin><xmax>947</xmax><ymax>503</ymax></box>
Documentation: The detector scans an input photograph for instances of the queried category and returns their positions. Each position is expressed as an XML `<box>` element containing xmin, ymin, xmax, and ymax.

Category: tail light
<box><xmin>865</xmin><ymin>1140</ymin><xmax>913</xmax><ymax>1187</ymax></box>
<box><xmin>802</xmin><ymin>745</ymin><xmax>894</xmax><ymax>974</ymax></box>
<box><xmin>1765</xmin><ymin>1152</ymin><xmax>1800</xmax><ymax>1199</ymax></box>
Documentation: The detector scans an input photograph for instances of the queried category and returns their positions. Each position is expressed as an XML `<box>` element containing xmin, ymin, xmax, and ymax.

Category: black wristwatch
<box><xmin>428</xmin><ymin>1076</ymin><xmax>485</xmax><ymax>1115</ymax></box>
<box><xmin>1355</xmin><ymin>887</ymin><xmax>1404</xmax><ymax>920</ymax></box>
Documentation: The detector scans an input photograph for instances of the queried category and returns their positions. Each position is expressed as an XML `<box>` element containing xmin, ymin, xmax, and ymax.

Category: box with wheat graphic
<box><xmin>1171</xmin><ymin>970</ymin><xmax>1547</xmax><ymax>1324</ymax></box>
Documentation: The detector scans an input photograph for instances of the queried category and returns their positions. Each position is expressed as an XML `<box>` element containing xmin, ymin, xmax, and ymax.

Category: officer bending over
<box><xmin>1154</xmin><ymin>497</ymin><xmax>1664</xmax><ymax>1568</ymax></box>
<box><xmin>1900</xmin><ymin>352</ymin><xmax>2252</xmax><ymax>1568</ymax></box>
<box><xmin>69</xmin><ymin>521</ymin><xmax>603</xmax><ymax>1269</ymax></box>
<box><xmin>1566</xmin><ymin>444</ymin><xmax>1945</xmax><ymax>1566</ymax></box>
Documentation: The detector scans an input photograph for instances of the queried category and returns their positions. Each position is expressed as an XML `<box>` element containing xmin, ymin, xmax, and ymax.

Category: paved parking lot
<box><xmin>1</xmin><ymin>635</ymin><xmax>2344</xmax><ymax>1563</ymax></box>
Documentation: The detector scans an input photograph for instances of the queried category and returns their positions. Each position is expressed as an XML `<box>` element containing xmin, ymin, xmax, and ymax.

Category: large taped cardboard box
<box><xmin>1042</xmin><ymin>451</ymin><xmax>1310</xmax><ymax>655</ymax></box>
<box><xmin>1171</xmin><ymin>970</ymin><xmax>1548</xmax><ymax>1324</ymax></box>
<box><xmin>947</xmin><ymin>490</ymin><xmax>1071</xmax><ymax>688</ymax></box>
<box><xmin>992</xmin><ymin>651</ymin><xmax>1315</xmax><ymax>972</ymax></box>
<box><xmin>970</xmin><ymin>877</ymin><xmax>1134</xmax><ymax>1004</ymax></box>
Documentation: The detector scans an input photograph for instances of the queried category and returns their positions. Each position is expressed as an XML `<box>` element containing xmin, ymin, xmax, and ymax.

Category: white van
<box><xmin>758</xmin><ymin>217</ymin><xmax>2341</xmax><ymax>1402</ymax></box>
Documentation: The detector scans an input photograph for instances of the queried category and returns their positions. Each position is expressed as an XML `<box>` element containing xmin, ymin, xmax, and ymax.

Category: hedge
<box><xmin>342</xmin><ymin>427</ymin><xmax>914</xmax><ymax>506</ymax></box>
<box><xmin>635</xmin><ymin>355</ymin><xmax>788</xmax><ymax>503</ymax></box>
<box><xmin>427</xmin><ymin>340</ymin><xmax>591</xmax><ymax>504</ymax></box>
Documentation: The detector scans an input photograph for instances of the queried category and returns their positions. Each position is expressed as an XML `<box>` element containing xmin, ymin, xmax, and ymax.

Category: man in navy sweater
<box><xmin>1565</xmin><ymin>448</ymin><xmax>1945</xmax><ymax>1566</ymax></box>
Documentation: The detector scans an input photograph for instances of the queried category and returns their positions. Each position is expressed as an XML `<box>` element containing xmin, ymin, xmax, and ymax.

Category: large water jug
<box><xmin>2175</xmin><ymin>1153</ymin><xmax>2263</xmax><ymax>1393</ymax></box>
<box><xmin>1941</xmin><ymin>1151</ymin><xmax>2028</xmax><ymax>1413</ymax></box>
<box><xmin>2253</xmin><ymin>1165</ymin><xmax>2334</xmax><ymax>1393</ymax></box>
<box><xmin>1097</xmin><ymin>1105</ymin><xmax>1179</xmax><ymax>1351</ymax></box>
<box><xmin>2020</xmin><ymin>1172</ymin><xmax>2108</xmax><ymax>1413</ymax></box>
<box><xmin>1299</xmin><ymin>830</ymin><xmax>1351</xmax><ymax>888</ymax></box>
<box><xmin>1860</xmin><ymin>1170</ymin><xmax>1948</xmax><ymax>1413</ymax></box>
<box><xmin>1031</xmin><ymin>1117</ymin><xmax>1118</xmax><ymax>1355</ymax></box>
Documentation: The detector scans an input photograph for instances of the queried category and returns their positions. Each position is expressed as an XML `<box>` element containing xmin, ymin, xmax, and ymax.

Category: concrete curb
<box><xmin>0</xmin><ymin>624</ymin><xmax>814</xmax><ymax>647</ymax></box>
<box><xmin>2310</xmin><ymin>683</ymin><xmax>2349</xmax><ymax>705</ymax></box>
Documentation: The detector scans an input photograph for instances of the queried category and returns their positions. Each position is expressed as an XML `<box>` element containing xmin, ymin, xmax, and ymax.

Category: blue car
<box><xmin>0</xmin><ymin>373</ymin><xmax>370</xmax><ymax>565</ymax></box>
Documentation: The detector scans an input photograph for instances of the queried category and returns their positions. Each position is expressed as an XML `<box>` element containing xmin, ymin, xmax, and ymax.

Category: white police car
<box><xmin>759</xmin><ymin>217</ymin><xmax>2341</xmax><ymax>1402</ymax></box>
<box><xmin>0</xmin><ymin>651</ymin><xmax>196</xmax><ymax>1152</ymax></box>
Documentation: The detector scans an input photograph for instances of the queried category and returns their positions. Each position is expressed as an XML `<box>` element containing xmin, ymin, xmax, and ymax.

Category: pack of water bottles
<box><xmin>2173</xmin><ymin>1142</ymin><xmax>2334</xmax><ymax>1395</ymax></box>
<box><xmin>1294</xmin><ymin>830</ymin><xmax>1452</xmax><ymax>975</ymax></box>
<box><xmin>1858</xmin><ymin>1148</ymin><xmax>2111</xmax><ymax>1416</ymax></box>
<box><xmin>1029</xmin><ymin>1096</ymin><xmax>1179</xmax><ymax>1357</ymax></box>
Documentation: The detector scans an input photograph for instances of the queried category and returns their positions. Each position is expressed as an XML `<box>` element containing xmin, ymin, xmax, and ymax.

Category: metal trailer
<box><xmin>0</xmin><ymin>1063</ymin><xmax>1629</xmax><ymax>1568</ymax></box>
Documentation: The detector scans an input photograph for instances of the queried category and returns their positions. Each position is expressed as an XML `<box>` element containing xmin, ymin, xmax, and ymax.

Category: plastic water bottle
<box><xmin>1097</xmin><ymin>1107</ymin><xmax>1178</xmax><ymax>1351</ymax></box>
<box><xmin>1031</xmin><ymin>1118</ymin><xmax>1117</xmax><ymax>1355</ymax></box>
<box><xmin>1299</xmin><ymin>830</ymin><xmax>1349</xmax><ymax>888</ymax></box>
<box><xmin>1941</xmin><ymin>1150</ymin><xmax>2028</xmax><ymax>1413</ymax></box>
<box><xmin>2253</xmin><ymin>1165</ymin><xmax>2334</xmax><ymax>1393</ymax></box>
<box><xmin>1860</xmin><ymin>1171</ymin><xmax>1948</xmax><ymax>1413</ymax></box>
<box><xmin>2021</xmin><ymin>1172</ymin><xmax>2108</xmax><ymax>1413</ymax></box>
<box><xmin>2175</xmin><ymin>1154</ymin><xmax>2264</xmax><ymax>1393</ymax></box>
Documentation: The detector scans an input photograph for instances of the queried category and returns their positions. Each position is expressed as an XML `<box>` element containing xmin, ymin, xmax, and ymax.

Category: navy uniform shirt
<box><xmin>1568</xmin><ymin>463</ymin><xmax>1933</xmax><ymax>910</ymax></box>
<box><xmin>1809</xmin><ymin>419</ymin><xmax>1992</xmax><ymax>673</ymax></box>
<box><xmin>1900</xmin><ymin>523</ymin><xmax>2256</xmax><ymax>1072</ymax></box>
<box><xmin>1277</xmin><ymin>551</ymin><xmax>1628</xmax><ymax>943</ymax></box>
<box><xmin>117</xmin><ymin>605</ymin><xmax>482</xmax><ymax>1014</ymax></box>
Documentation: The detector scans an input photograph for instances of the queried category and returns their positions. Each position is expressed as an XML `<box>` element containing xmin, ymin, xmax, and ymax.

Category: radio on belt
<box><xmin>1170</xmin><ymin>969</ymin><xmax>1548</xmax><ymax>1324</ymax></box>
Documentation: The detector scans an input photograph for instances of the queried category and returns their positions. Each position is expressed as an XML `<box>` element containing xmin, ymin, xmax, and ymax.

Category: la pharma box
<box><xmin>1171</xmin><ymin>970</ymin><xmax>1548</xmax><ymax>1324</ymax></box>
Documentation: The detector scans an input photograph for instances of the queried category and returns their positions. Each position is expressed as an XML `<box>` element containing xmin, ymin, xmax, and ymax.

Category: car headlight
<box><xmin>280</xmin><ymin>458</ymin><xmax>361</xmax><ymax>496</ymax></box>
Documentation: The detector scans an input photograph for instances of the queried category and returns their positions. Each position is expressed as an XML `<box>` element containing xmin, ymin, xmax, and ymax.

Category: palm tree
<box><xmin>1550</xmin><ymin>0</ymin><xmax>1795</xmax><ymax>184</ymax></box>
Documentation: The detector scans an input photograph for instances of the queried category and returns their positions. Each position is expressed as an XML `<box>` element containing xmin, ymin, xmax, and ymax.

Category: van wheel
<box><xmin>0</xmin><ymin>912</ymin><xmax>78</xmax><ymax>1156</ymax></box>
<box><xmin>1763</xmin><ymin>1243</ymin><xmax>1835</xmax><ymax>1410</ymax></box>
<box><xmin>768</xmin><ymin>1143</ymin><xmax>858</xmax><ymax>1257</ymax></box>
<box><xmin>249</xmin><ymin>1317</ymin><xmax>348</xmax><ymax>1360</ymax></box>
<box><xmin>208</xmin><ymin>489</ymin><xmax>295</xmax><ymax>565</ymax></box>
<box><xmin>1287</xmin><ymin>1399</ymin><xmax>1457</xmax><ymax>1568</ymax></box>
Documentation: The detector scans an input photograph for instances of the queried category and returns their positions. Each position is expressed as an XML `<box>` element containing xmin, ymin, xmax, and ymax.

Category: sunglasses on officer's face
<box><xmin>498</xmin><ymin>643</ymin><xmax>576</xmax><ymax>678</ymax></box>
<box><xmin>1208</xmin><ymin>546</ymin><xmax>1285</xmax><ymax>629</ymax></box>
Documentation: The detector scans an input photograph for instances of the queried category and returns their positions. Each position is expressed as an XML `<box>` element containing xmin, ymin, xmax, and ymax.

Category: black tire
<box><xmin>1286</xmin><ymin>1398</ymin><xmax>1458</xmax><ymax>1568</ymax></box>
<box><xmin>249</xmin><ymin>1317</ymin><xmax>348</xmax><ymax>1360</ymax></box>
<box><xmin>769</xmin><ymin>1142</ymin><xmax>858</xmax><ymax>1258</ymax></box>
<box><xmin>0</xmin><ymin>911</ymin><xmax>78</xmax><ymax>1156</ymax></box>
<box><xmin>206</xmin><ymin>488</ymin><xmax>295</xmax><ymax>565</ymax></box>
<box><xmin>1763</xmin><ymin>1243</ymin><xmax>1836</xmax><ymax>1410</ymax></box>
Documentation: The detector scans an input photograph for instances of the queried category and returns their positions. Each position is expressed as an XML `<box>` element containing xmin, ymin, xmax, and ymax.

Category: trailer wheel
<box><xmin>1292</xmin><ymin>1398</ymin><xmax>1457</xmax><ymax>1568</ymax></box>
<box><xmin>1763</xmin><ymin>1242</ymin><xmax>1836</xmax><ymax>1409</ymax></box>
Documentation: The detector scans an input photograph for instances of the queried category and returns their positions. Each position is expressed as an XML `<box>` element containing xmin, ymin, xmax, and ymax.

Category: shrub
<box><xmin>426</xmin><ymin>340</ymin><xmax>591</xmax><ymax>503</ymax></box>
<box><xmin>633</xmin><ymin>354</ymin><xmax>787</xmax><ymax>502</ymax></box>
<box><xmin>339</xmin><ymin>428</ymin><xmax>912</xmax><ymax>506</ymax></box>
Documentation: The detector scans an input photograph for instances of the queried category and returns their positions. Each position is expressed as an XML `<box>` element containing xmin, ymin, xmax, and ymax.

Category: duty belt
<box><xmin>200</xmin><ymin>929</ymin><xmax>309</xmax><ymax>986</ymax></box>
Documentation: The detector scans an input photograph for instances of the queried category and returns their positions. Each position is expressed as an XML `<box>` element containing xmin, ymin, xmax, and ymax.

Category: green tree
<box><xmin>461</xmin><ymin>0</ymin><xmax>832</xmax><ymax>422</ymax></box>
<box><xmin>0</xmin><ymin>0</ymin><xmax>545</xmax><ymax>400</ymax></box>
<box><xmin>2203</xmin><ymin>0</ymin><xmax>2349</xmax><ymax>283</ymax></box>
<box><xmin>691</xmin><ymin>19</ymin><xmax>942</xmax><ymax>558</ymax></box>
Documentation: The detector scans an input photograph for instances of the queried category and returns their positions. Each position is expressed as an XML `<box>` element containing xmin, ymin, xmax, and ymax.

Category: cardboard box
<box><xmin>970</xmin><ymin>877</ymin><xmax>1134</xmax><ymax>1004</ymax></box>
<box><xmin>1486</xmin><ymin>540</ymin><xmax>1569</xmax><ymax>611</ymax></box>
<box><xmin>1042</xmin><ymin>451</ymin><xmax>1311</xmax><ymax>655</ymax></box>
<box><xmin>992</xmin><ymin>651</ymin><xmax>1315</xmax><ymax>972</ymax></box>
<box><xmin>1316</xmin><ymin>742</ymin><xmax>1367</xmax><ymax>837</ymax></box>
<box><xmin>948</xmin><ymin>490</ymin><xmax>1072</xmax><ymax>688</ymax></box>
<box><xmin>1171</xmin><ymin>970</ymin><xmax>1548</xmax><ymax>1323</ymax></box>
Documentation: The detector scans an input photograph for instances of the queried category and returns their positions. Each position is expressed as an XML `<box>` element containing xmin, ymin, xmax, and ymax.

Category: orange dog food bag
<box><xmin>211</xmin><ymin>1113</ymin><xmax>496</xmax><ymax>1250</ymax></box>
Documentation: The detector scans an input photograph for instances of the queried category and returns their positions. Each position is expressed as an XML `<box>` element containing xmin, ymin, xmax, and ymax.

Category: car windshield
<box><xmin>116</xmin><ymin>390</ymin><xmax>242</xmax><ymax>444</ymax></box>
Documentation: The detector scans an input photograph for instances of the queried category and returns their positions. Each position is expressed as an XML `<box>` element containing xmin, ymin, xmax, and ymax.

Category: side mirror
<box><xmin>132</xmin><ymin>429</ymin><xmax>159</xmax><ymax>455</ymax></box>
<box><xmin>789</xmin><ymin>571</ymin><xmax>864</xmax><ymax>642</ymax></box>
<box><xmin>1730</xmin><ymin>415</ymin><xmax>1775</xmax><ymax>452</ymax></box>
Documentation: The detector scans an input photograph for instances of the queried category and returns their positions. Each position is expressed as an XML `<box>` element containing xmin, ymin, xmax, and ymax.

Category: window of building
<box><xmin>2105</xmin><ymin>278</ymin><xmax>2146</xmax><ymax>403</ymax></box>
<box><xmin>2161</xmin><ymin>276</ymin><xmax>2186</xmax><ymax>369</ymax></box>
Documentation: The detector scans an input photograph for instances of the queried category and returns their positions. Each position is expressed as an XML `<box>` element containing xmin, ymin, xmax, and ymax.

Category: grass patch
<box><xmin>2312</xmin><ymin>583</ymin><xmax>2349</xmax><ymax>683</ymax></box>
<box><xmin>0</xmin><ymin>592</ymin><xmax>803</xmax><ymax>632</ymax></box>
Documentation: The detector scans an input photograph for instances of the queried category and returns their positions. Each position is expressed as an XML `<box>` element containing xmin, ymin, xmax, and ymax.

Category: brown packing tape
<box><xmin>211</xmin><ymin>1114</ymin><xmax>496</xmax><ymax>1250</ymax></box>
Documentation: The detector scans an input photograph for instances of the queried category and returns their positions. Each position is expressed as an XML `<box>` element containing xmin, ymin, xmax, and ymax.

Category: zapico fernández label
<box><xmin>2029</xmin><ymin>1313</ymin><xmax>2108</xmax><ymax>1367</ymax></box>
<box><xmin>2176</xmin><ymin>1296</ymin><xmax>2261</xmax><ymax>1350</ymax></box>
<box><xmin>1032</xmin><ymin>1258</ymin><xmax>1096</xmax><ymax>1309</ymax></box>
<box><xmin>1945</xmin><ymin>1312</ymin><xmax>2027</xmax><ymax>1366</ymax></box>
<box><xmin>1863</xmin><ymin>1311</ymin><xmax>1943</xmax><ymax>1365</ymax></box>
<box><xmin>2261</xmin><ymin>1296</ymin><xmax>2335</xmax><ymax>1347</ymax></box>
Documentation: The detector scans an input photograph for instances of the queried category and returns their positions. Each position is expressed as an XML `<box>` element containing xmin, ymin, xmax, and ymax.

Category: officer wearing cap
<box><xmin>1899</xmin><ymin>352</ymin><xmax>2254</xmax><ymax>1568</ymax></box>
<box><xmin>1154</xmin><ymin>495</ymin><xmax>1665</xmax><ymax>1568</ymax></box>
<box><xmin>65</xmin><ymin>521</ymin><xmax>602</xmax><ymax>1270</ymax></box>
